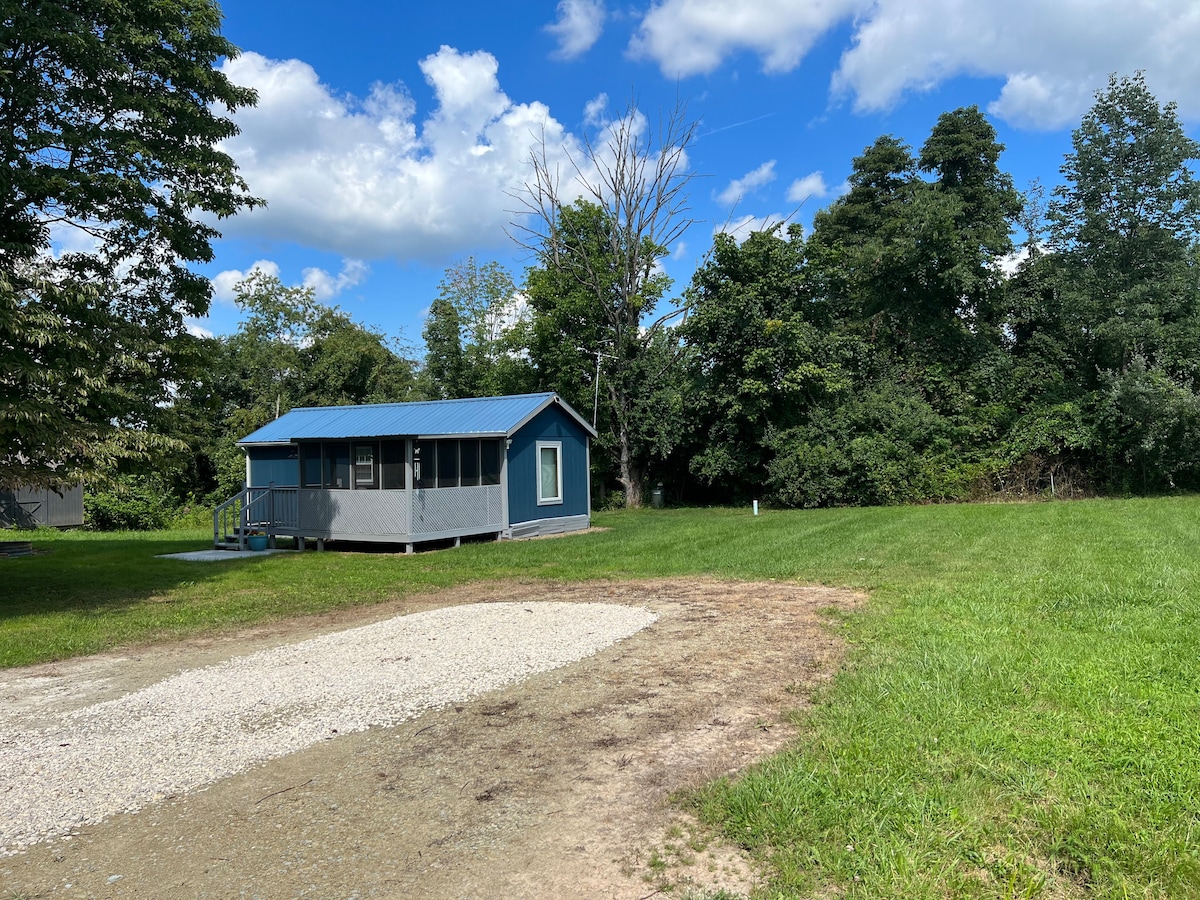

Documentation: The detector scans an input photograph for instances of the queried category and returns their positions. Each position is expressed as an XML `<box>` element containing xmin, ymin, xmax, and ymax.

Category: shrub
<box><xmin>84</xmin><ymin>478</ymin><xmax>173</xmax><ymax>531</ymax></box>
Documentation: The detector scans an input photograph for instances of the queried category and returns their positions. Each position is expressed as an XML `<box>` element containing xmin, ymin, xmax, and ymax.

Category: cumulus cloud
<box><xmin>828</xmin><ymin>0</ymin><xmax>1200</xmax><ymax>129</ymax></box>
<box><xmin>218</xmin><ymin>48</ymin><xmax>580</xmax><ymax>262</ymax></box>
<box><xmin>584</xmin><ymin>92</ymin><xmax>609</xmax><ymax>126</ymax></box>
<box><xmin>630</xmin><ymin>0</ymin><xmax>1200</xmax><ymax>129</ymax></box>
<box><xmin>302</xmin><ymin>259</ymin><xmax>369</xmax><ymax>302</ymax></box>
<box><xmin>210</xmin><ymin>259</ymin><xmax>281</xmax><ymax>305</ymax></box>
<box><xmin>630</xmin><ymin>0</ymin><xmax>867</xmax><ymax>77</ymax></box>
<box><xmin>209</xmin><ymin>258</ymin><xmax>366</xmax><ymax>306</ymax></box>
<box><xmin>786</xmin><ymin>171</ymin><xmax>829</xmax><ymax>204</ymax></box>
<box><xmin>716</xmin><ymin>160</ymin><xmax>777</xmax><ymax>205</ymax></box>
<box><xmin>546</xmin><ymin>0</ymin><xmax>607</xmax><ymax>60</ymax></box>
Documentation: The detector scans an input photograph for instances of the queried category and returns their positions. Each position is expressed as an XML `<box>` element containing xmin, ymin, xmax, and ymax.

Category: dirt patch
<box><xmin>0</xmin><ymin>578</ymin><xmax>862</xmax><ymax>898</ymax></box>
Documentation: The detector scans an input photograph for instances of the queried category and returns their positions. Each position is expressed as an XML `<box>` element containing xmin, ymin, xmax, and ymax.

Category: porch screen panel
<box><xmin>324</xmin><ymin>442</ymin><xmax>351</xmax><ymax>489</ymax></box>
<box><xmin>437</xmin><ymin>440</ymin><xmax>459</xmax><ymax>488</ymax></box>
<box><xmin>299</xmin><ymin>444</ymin><xmax>322</xmax><ymax>488</ymax></box>
<box><xmin>460</xmin><ymin>439</ymin><xmax>480</xmax><ymax>486</ymax></box>
<box><xmin>481</xmin><ymin>439</ymin><xmax>501</xmax><ymax>485</ymax></box>
<box><xmin>381</xmin><ymin>440</ymin><xmax>406</xmax><ymax>490</ymax></box>
<box><xmin>414</xmin><ymin>440</ymin><xmax>436</xmax><ymax>489</ymax></box>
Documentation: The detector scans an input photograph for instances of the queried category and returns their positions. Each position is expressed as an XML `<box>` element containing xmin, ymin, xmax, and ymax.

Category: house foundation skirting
<box><xmin>505</xmin><ymin>514</ymin><xmax>590</xmax><ymax>540</ymax></box>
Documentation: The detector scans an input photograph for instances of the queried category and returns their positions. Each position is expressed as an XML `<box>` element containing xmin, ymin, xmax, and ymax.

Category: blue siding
<box><xmin>248</xmin><ymin>446</ymin><xmax>299</xmax><ymax>487</ymax></box>
<box><xmin>506</xmin><ymin>405</ymin><xmax>589</xmax><ymax>525</ymax></box>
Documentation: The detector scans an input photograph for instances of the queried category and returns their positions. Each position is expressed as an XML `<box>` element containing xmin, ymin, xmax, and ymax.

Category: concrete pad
<box><xmin>156</xmin><ymin>549</ymin><xmax>291</xmax><ymax>562</ymax></box>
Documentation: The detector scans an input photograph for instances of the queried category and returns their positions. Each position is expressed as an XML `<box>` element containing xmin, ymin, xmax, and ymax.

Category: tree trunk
<box><xmin>617</xmin><ymin>425</ymin><xmax>643</xmax><ymax>508</ymax></box>
<box><xmin>610</xmin><ymin>383</ymin><xmax>642</xmax><ymax>507</ymax></box>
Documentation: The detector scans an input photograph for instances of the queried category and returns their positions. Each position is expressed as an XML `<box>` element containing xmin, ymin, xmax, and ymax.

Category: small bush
<box><xmin>598</xmin><ymin>489</ymin><xmax>626</xmax><ymax>511</ymax></box>
<box><xmin>169</xmin><ymin>500</ymin><xmax>216</xmax><ymax>530</ymax></box>
<box><xmin>84</xmin><ymin>480</ymin><xmax>173</xmax><ymax>531</ymax></box>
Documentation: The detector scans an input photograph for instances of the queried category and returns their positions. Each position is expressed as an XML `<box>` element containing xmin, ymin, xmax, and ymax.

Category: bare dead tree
<box><xmin>510</xmin><ymin>98</ymin><xmax>700</xmax><ymax>508</ymax></box>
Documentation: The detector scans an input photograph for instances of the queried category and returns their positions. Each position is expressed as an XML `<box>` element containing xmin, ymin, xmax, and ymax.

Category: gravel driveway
<box><xmin>1</xmin><ymin>602</ymin><xmax>656</xmax><ymax>856</ymax></box>
<box><xmin>1</xmin><ymin>579</ymin><xmax>861</xmax><ymax>898</ymax></box>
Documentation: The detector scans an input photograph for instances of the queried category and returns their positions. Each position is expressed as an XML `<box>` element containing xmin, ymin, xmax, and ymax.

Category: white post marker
<box><xmin>753</xmin><ymin>500</ymin><xmax>759</xmax><ymax>516</ymax></box>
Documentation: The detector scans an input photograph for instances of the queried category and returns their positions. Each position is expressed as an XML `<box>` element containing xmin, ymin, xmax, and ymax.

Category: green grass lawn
<box><xmin>5</xmin><ymin>497</ymin><xmax>1200</xmax><ymax>897</ymax></box>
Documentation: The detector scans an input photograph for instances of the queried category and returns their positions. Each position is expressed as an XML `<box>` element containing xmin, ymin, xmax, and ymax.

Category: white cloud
<box><xmin>302</xmin><ymin>259</ymin><xmax>369</xmax><ymax>302</ymax></box>
<box><xmin>987</xmin><ymin>74</ymin><xmax>1101</xmax><ymax>132</ymax></box>
<box><xmin>184</xmin><ymin>320</ymin><xmax>215</xmax><ymax>339</ymax></box>
<box><xmin>546</xmin><ymin>0</ymin><xmax>607</xmax><ymax>60</ymax></box>
<box><xmin>786</xmin><ymin>171</ymin><xmax>829</xmax><ymax>204</ymax></box>
<box><xmin>716</xmin><ymin>160</ymin><xmax>777</xmax><ymax>205</ymax></box>
<box><xmin>584</xmin><ymin>92</ymin><xmax>609</xmax><ymax>126</ymax></box>
<box><xmin>829</xmin><ymin>0</ymin><xmax>1198</xmax><ymax>129</ymax></box>
<box><xmin>630</xmin><ymin>0</ymin><xmax>867</xmax><ymax>78</ymax></box>
<box><xmin>210</xmin><ymin>259</ymin><xmax>280</xmax><ymax>305</ymax></box>
<box><xmin>715</xmin><ymin>213</ymin><xmax>793</xmax><ymax>243</ymax></box>
<box><xmin>46</xmin><ymin>219</ymin><xmax>105</xmax><ymax>257</ymax></box>
<box><xmin>218</xmin><ymin>48</ymin><xmax>580</xmax><ymax>262</ymax></box>
<box><xmin>211</xmin><ymin>258</ymin><xmax>368</xmax><ymax>306</ymax></box>
<box><xmin>630</xmin><ymin>0</ymin><xmax>1200</xmax><ymax>129</ymax></box>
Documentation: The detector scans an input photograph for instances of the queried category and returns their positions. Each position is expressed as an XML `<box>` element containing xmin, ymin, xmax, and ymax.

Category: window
<box><xmin>459</xmin><ymin>440</ymin><xmax>480</xmax><ymax>486</ymax></box>
<box><xmin>381</xmin><ymin>440</ymin><xmax>406</xmax><ymax>490</ymax></box>
<box><xmin>536</xmin><ymin>441</ymin><xmax>562</xmax><ymax>505</ymax></box>
<box><xmin>481</xmin><ymin>439</ymin><xmax>501</xmax><ymax>486</ymax></box>
<box><xmin>437</xmin><ymin>440</ymin><xmax>459</xmax><ymax>488</ymax></box>
<box><xmin>324</xmin><ymin>442</ymin><xmax>350</xmax><ymax>489</ymax></box>
<box><xmin>413</xmin><ymin>439</ymin><xmax>436</xmax><ymax>489</ymax></box>
<box><xmin>299</xmin><ymin>443</ymin><xmax>322</xmax><ymax>488</ymax></box>
<box><xmin>354</xmin><ymin>443</ymin><xmax>378</xmax><ymax>488</ymax></box>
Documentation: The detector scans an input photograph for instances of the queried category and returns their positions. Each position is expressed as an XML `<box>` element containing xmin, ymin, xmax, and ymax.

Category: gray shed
<box><xmin>0</xmin><ymin>483</ymin><xmax>85</xmax><ymax>529</ymax></box>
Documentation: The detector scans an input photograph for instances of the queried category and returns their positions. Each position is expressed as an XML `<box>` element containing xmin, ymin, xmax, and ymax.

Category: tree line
<box><xmin>2</xmin><ymin>2</ymin><xmax>1196</xmax><ymax>523</ymax></box>
<box><xmin>133</xmin><ymin>73</ymin><xmax>1200</xmax><ymax>521</ymax></box>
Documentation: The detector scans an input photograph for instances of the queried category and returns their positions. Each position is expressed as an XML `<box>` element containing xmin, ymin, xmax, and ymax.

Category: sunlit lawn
<box><xmin>5</xmin><ymin>497</ymin><xmax>1200</xmax><ymax>896</ymax></box>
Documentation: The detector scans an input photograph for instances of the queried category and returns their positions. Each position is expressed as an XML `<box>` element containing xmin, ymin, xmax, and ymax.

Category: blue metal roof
<box><xmin>238</xmin><ymin>392</ymin><xmax>596</xmax><ymax>444</ymax></box>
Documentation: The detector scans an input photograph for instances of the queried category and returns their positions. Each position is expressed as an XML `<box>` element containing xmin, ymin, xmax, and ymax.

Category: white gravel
<box><xmin>0</xmin><ymin>601</ymin><xmax>657</xmax><ymax>856</ymax></box>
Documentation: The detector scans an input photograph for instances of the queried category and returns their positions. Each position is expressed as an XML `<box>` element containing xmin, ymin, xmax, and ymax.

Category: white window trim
<box><xmin>536</xmin><ymin>441</ymin><xmax>563</xmax><ymax>506</ymax></box>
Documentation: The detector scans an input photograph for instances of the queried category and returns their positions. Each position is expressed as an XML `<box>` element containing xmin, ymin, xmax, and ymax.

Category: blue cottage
<box><xmin>217</xmin><ymin>392</ymin><xmax>596</xmax><ymax>552</ymax></box>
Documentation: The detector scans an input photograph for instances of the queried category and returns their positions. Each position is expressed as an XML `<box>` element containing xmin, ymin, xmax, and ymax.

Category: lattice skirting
<box><xmin>410</xmin><ymin>486</ymin><xmax>503</xmax><ymax>534</ymax></box>
<box><xmin>507</xmin><ymin>514</ymin><xmax>590</xmax><ymax>539</ymax></box>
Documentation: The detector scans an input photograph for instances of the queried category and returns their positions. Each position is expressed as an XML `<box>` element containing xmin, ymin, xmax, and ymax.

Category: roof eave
<box><xmin>507</xmin><ymin>393</ymin><xmax>598</xmax><ymax>439</ymax></box>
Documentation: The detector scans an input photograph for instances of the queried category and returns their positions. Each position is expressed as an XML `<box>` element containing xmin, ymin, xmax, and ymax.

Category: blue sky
<box><xmin>193</xmin><ymin>1</ymin><xmax>1200</xmax><ymax>354</ymax></box>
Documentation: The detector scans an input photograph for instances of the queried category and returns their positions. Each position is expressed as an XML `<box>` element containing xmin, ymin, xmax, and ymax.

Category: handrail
<box><xmin>213</xmin><ymin>488</ymin><xmax>249</xmax><ymax>550</ymax></box>
<box><xmin>213</xmin><ymin>486</ymin><xmax>301</xmax><ymax>549</ymax></box>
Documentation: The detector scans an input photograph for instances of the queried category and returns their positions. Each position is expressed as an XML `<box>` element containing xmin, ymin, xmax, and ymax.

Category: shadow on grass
<box><xmin>0</xmin><ymin>530</ymin><xmax>283</xmax><ymax>621</ymax></box>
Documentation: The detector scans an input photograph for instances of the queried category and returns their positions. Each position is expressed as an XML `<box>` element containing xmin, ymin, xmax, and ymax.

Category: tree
<box><xmin>420</xmin><ymin>258</ymin><xmax>531</xmax><ymax>399</ymax></box>
<box><xmin>523</xmin><ymin>200</ymin><xmax>687</xmax><ymax>505</ymax></box>
<box><xmin>680</xmin><ymin>225</ymin><xmax>848</xmax><ymax>501</ymax></box>
<box><xmin>793</xmin><ymin>113</ymin><xmax>1024</xmax><ymax>504</ymax></box>
<box><xmin>1046</xmin><ymin>72</ymin><xmax>1200</xmax><ymax>380</ymax></box>
<box><xmin>0</xmin><ymin>0</ymin><xmax>260</xmax><ymax>489</ymax></box>
<box><xmin>421</xmin><ymin>297</ymin><xmax>468</xmax><ymax>400</ymax></box>
<box><xmin>514</xmin><ymin>100</ymin><xmax>698</xmax><ymax>506</ymax></box>
<box><xmin>182</xmin><ymin>272</ymin><xmax>420</xmax><ymax>499</ymax></box>
<box><xmin>811</xmin><ymin>115</ymin><xmax>1020</xmax><ymax>361</ymax></box>
<box><xmin>918</xmin><ymin>106</ymin><xmax>1023</xmax><ymax>334</ymax></box>
<box><xmin>1004</xmin><ymin>73</ymin><xmax>1200</xmax><ymax>491</ymax></box>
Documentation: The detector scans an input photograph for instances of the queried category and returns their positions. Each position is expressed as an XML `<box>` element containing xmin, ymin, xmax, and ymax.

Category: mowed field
<box><xmin>5</xmin><ymin>497</ymin><xmax>1200</xmax><ymax>897</ymax></box>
